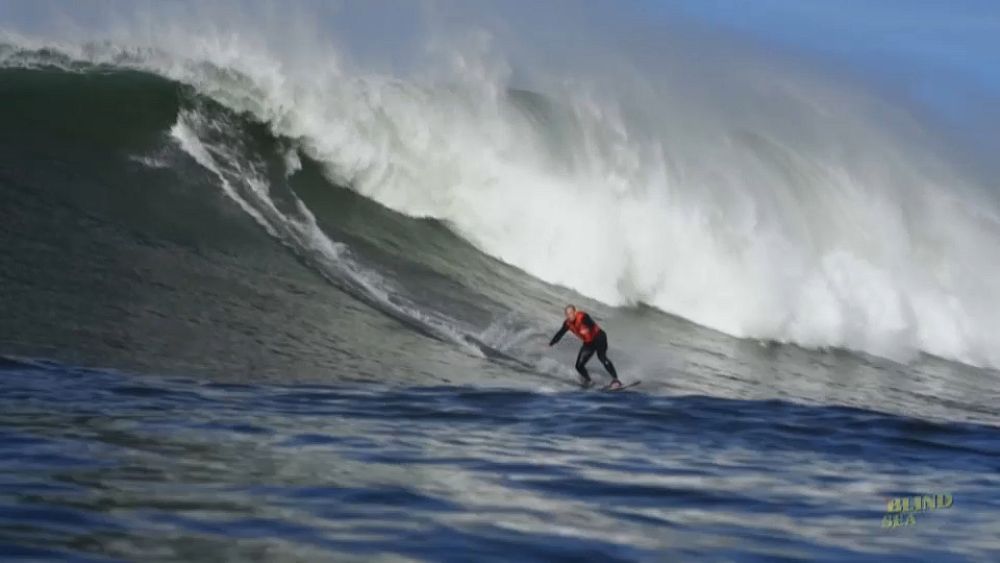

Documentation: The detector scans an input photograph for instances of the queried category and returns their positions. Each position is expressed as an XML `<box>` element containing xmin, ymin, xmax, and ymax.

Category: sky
<box><xmin>664</xmin><ymin>0</ymin><xmax>1000</xmax><ymax>164</ymax></box>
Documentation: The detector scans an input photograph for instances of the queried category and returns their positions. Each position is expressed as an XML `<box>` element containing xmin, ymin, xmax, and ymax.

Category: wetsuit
<box><xmin>549</xmin><ymin>311</ymin><xmax>619</xmax><ymax>383</ymax></box>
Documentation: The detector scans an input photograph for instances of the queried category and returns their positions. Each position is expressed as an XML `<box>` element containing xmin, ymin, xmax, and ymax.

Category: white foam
<box><xmin>128</xmin><ymin>154</ymin><xmax>170</xmax><ymax>169</ymax></box>
<box><xmin>169</xmin><ymin>113</ymin><xmax>277</xmax><ymax>237</ymax></box>
<box><xmin>282</xmin><ymin>148</ymin><xmax>302</xmax><ymax>178</ymax></box>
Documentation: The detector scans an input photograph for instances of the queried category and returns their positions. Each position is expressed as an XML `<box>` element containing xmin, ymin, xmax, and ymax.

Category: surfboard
<box><xmin>602</xmin><ymin>381</ymin><xmax>641</xmax><ymax>392</ymax></box>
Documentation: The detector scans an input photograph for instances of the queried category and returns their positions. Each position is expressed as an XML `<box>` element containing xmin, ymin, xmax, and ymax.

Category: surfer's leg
<box><xmin>575</xmin><ymin>345</ymin><xmax>595</xmax><ymax>381</ymax></box>
<box><xmin>595</xmin><ymin>333</ymin><xmax>619</xmax><ymax>380</ymax></box>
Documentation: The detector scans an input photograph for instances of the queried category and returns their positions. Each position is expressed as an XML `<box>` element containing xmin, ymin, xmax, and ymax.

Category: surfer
<box><xmin>549</xmin><ymin>305</ymin><xmax>622</xmax><ymax>389</ymax></box>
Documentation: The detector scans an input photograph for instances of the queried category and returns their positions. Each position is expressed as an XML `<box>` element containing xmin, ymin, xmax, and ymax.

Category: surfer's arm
<box><xmin>581</xmin><ymin>314</ymin><xmax>597</xmax><ymax>329</ymax></box>
<box><xmin>549</xmin><ymin>322</ymin><xmax>569</xmax><ymax>346</ymax></box>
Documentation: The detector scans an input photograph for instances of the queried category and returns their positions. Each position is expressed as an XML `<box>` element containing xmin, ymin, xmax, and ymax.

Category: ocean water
<box><xmin>2</xmin><ymin>357</ymin><xmax>998</xmax><ymax>562</ymax></box>
<box><xmin>2</xmin><ymin>6</ymin><xmax>1000</xmax><ymax>560</ymax></box>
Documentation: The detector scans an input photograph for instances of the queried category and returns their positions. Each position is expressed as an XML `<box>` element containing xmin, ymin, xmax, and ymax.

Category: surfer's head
<box><xmin>564</xmin><ymin>305</ymin><xmax>577</xmax><ymax>321</ymax></box>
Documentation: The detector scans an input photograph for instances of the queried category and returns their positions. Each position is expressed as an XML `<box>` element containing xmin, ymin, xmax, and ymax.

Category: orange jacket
<box><xmin>550</xmin><ymin>311</ymin><xmax>602</xmax><ymax>345</ymax></box>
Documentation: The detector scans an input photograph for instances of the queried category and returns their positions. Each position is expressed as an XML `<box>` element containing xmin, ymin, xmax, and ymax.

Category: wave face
<box><xmin>2</xmin><ymin>4</ymin><xmax>1000</xmax><ymax>371</ymax></box>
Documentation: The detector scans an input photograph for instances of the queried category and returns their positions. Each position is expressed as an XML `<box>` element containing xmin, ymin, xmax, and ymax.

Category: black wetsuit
<box><xmin>549</xmin><ymin>314</ymin><xmax>619</xmax><ymax>382</ymax></box>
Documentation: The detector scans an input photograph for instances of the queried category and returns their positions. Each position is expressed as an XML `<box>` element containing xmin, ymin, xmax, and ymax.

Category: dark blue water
<box><xmin>2</xmin><ymin>357</ymin><xmax>997</xmax><ymax>562</ymax></box>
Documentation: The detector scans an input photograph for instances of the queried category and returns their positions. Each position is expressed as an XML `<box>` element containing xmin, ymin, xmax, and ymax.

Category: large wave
<box><xmin>3</xmin><ymin>4</ymin><xmax>1000</xmax><ymax>370</ymax></box>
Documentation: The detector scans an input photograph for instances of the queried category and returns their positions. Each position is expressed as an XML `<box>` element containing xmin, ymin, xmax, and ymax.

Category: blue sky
<box><xmin>668</xmin><ymin>0</ymin><xmax>999</xmax><ymax>88</ymax></box>
<box><xmin>663</xmin><ymin>0</ymin><xmax>1000</xmax><ymax>155</ymax></box>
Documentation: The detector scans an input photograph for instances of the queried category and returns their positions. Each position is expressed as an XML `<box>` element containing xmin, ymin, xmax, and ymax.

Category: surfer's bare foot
<box><xmin>607</xmin><ymin>380</ymin><xmax>622</xmax><ymax>390</ymax></box>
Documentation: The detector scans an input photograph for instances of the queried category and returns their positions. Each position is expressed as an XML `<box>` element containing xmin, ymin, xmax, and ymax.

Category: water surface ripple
<box><xmin>1</xmin><ymin>359</ymin><xmax>997</xmax><ymax>561</ymax></box>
